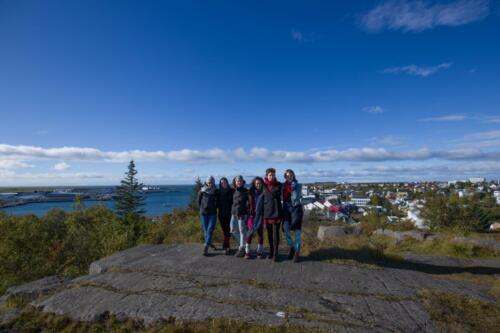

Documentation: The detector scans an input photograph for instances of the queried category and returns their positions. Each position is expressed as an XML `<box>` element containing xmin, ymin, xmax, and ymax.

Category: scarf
<box><xmin>263</xmin><ymin>178</ymin><xmax>277</xmax><ymax>191</ymax></box>
<box><xmin>201</xmin><ymin>184</ymin><xmax>216</xmax><ymax>195</ymax></box>
<box><xmin>283</xmin><ymin>180</ymin><xmax>292</xmax><ymax>201</ymax></box>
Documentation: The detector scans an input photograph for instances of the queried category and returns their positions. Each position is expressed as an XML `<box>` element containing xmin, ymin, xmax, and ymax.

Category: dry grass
<box><xmin>417</xmin><ymin>289</ymin><xmax>500</xmax><ymax>333</ymax></box>
<box><xmin>1</xmin><ymin>307</ymin><xmax>331</xmax><ymax>333</ymax></box>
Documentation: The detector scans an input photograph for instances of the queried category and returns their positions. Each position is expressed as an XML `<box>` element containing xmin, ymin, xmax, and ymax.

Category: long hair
<box><xmin>249</xmin><ymin>176</ymin><xmax>264</xmax><ymax>195</ymax></box>
<box><xmin>232</xmin><ymin>175</ymin><xmax>246</xmax><ymax>189</ymax></box>
<box><xmin>219</xmin><ymin>177</ymin><xmax>230</xmax><ymax>190</ymax></box>
<box><xmin>284</xmin><ymin>169</ymin><xmax>297</xmax><ymax>182</ymax></box>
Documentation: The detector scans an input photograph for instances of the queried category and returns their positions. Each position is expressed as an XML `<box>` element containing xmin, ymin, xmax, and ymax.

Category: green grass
<box><xmin>301</xmin><ymin>219</ymin><xmax>500</xmax><ymax>262</ymax></box>
<box><xmin>417</xmin><ymin>289</ymin><xmax>500</xmax><ymax>333</ymax></box>
<box><xmin>1</xmin><ymin>307</ymin><xmax>332</xmax><ymax>333</ymax></box>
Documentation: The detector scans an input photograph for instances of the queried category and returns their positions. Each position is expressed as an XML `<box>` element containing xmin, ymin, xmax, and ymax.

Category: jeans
<box><xmin>200</xmin><ymin>214</ymin><xmax>217</xmax><ymax>247</ymax></box>
<box><xmin>283</xmin><ymin>221</ymin><xmax>302</xmax><ymax>252</ymax></box>
<box><xmin>230</xmin><ymin>215</ymin><xmax>247</xmax><ymax>249</ymax></box>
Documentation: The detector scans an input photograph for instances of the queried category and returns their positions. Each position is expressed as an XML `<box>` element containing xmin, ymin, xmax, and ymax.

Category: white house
<box><xmin>304</xmin><ymin>203</ymin><xmax>316</xmax><ymax>211</ymax></box>
<box><xmin>301</xmin><ymin>185</ymin><xmax>309</xmax><ymax>196</ymax></box>
<box><xmin>407</xmin><ymin>208</ymin><xmax>425</xmax><ymax>228</ymax></box>
<box><xmin>313</xmin><ymin>201</ymin><xmax>325</xmax><ymax>210</ymax></box>
<box><xmin>350</xmin><ymin>195</ymin><xmax>370</xmax><ymax>207</ymax></box>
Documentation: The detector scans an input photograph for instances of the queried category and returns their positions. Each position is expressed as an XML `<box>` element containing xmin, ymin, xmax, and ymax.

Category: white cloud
<box><xmin>291</xmin><ymin>29</ymin><xmax>303</xmax><ymax>41</ymax></box>
<box><xmin>0</xmin><ymin>144</ymin><xmax>500</xmax><ymax>166</ymax></box>
<box><xmin>363</xmin><ymin>105</ymin><xmax>384</xmax><ymax>114</ymax></box>
<box><xmin>384</xmin><ymin>62</ymin><xmax>452</xmax><ymax>77</ymax></box>
<box><xmin>370</xmin><ymin>136</ymin><xmax>404</xmax><ymax>146</ymax></box>
<box><xmin>419</xmin><ymin>114</ymin><xmax>467</xmax><ymax>121</ymax></box>
<box><xmin>0</xmin><ymin>158</ymin><xmax>33</xmax><ymax>170</ymax></box>
<box><xmin>361</xmin><ymin>0</ymin><xmax>490</xmax><ymax>32</ymax></box>
<box><xmin>480</xmin><ymin>115</ymin><xmax>500</xmax><ymax>123</ymax></box>
<box><xmin>462</xmin><ymin>130</ymin><xmax>500</xmax><ymax>141</ymax></box>
<box><xmin>53</xmin><ymin>162</ymin><xmax>70</xmax><ymax>171</ymax></box>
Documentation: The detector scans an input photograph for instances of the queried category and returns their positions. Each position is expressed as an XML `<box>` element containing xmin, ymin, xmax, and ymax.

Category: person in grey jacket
<box><xmin>197</xmin><ymin>176</ymin><xmax>218</xmax><ymax>256</ymax></box>
<box><xmin>282</xmin><ymin>169</ymin><xmax>303</xmax><ymax>262</ymax></box>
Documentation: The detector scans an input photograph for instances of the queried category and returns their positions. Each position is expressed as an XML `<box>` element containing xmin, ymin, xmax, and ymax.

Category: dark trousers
<box><xmin>266</xmin><ymin>223</ymin><xmax>280</xmax><ymax>255</ymax></box>
<box><xmin>219</xmin><ymin>215</ymin><xmax>231</xmax><ymax>249</ymax></box>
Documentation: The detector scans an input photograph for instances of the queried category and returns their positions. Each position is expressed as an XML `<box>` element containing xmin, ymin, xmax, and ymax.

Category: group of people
<box><xmin>197</xmin><ymin>168</ymin><xmax>304</xmax><ymax>262</ymax></box>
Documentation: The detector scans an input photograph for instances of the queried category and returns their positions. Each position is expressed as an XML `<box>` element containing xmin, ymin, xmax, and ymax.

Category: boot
<box><xmin>293</xmin><ymin>250</ymin><xmax>300</xmax><ymax>263</ymax></box>
<box><xmin>273</xmin><ymin>246</ymin><xmax>279</xmax><ymax>262</ymax></box>
<box><xmin>288</xmin><ymin>247</ymin><xmax>295</xmax><ymax>260</ymax></box>
<box><xmin>235</xmin><ymin>247</ymin><xmax>245</xmax><ymax>258</ymax></box>
<box><xmin>209</xmin><ymin>242</ymin><xmax>217</xmax><ymax>250</ymax></box>
<box><xmin>225</xmin><ymin>247</ymin><xmax>231</xmax><ymax>255</ymax></box>
<box><xmin>202</xmin><ymin>245</ymin><xmax>208</xmax><ymax>256</ymax></box>
<box><xmin>267</xmin><ymin>248</ymin><xmax>274</xmax><ymax>260</ymax></box>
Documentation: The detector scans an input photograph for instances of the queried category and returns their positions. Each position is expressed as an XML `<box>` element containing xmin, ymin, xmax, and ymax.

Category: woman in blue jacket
<box><xmin>282</xmin><ymin>169</ymin><xmax>303</xmax><ymax>262</ymax></box>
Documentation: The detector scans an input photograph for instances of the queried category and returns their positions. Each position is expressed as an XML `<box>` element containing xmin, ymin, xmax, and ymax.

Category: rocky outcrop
<box><xmin>317</xmin><ymin>224</ymin><xmax>362</xmax><ymax>241</ymax></box>
<box><xmin>372</xmin><ymin>229</ymin><xmax>429</xmax><ymax>242</ymax></box>
<box><xmin>2</xmin><ymin>244</ymin><xmax>499</xmax><ymax>332</ymax></box>
<box><xmin>5</xmin><ymin>276</ymin><xmax>70</xmax><ymax>302</ymax></box>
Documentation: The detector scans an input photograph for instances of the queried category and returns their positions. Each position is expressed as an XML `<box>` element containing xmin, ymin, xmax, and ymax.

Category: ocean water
<box><xmin>1</xmin><ymin>185</ymin><xmax>193</xmax><ymax>216</ymax></box>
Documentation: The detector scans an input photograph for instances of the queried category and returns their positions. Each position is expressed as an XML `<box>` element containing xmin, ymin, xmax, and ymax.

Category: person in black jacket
<box><xmin>197</xmin><ymin>176</ymin><xmax>218</xmax><ymax>256</ymax></box>
<box><xmin>217</xmin><ymin>177</ymin><xmax>233</xmax><ymax>255</ymax></box>
<box><xmin>230</xmin><ymin>175</ymin><xmax>249</xmax><ymax>257</ymax></box>
<box><xmin>253</xmin><ymin>168</ymin><xmax>283</xmax><ymax>261</ymax></box>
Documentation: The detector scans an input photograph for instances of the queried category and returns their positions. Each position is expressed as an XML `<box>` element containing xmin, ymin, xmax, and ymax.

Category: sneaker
<box><xmin>293</xmin><ymin>251</ymin><xmax>300</xmax><ymax>263</ymax></box>
<box><xmin>202</xmin><ymin>245</ymin><xmax>208</xmax><ymax>256</ymax></box>
<box><xmin>244</xmin><ymin>252</ymin><xmax>251</xmax><ymax>259</ymax></box>
<box><xmin>257</xmin><ymin>251</ymin><xmax>265</xmax><ymax>259</ymax></box>
<box><xmin>288</xmin><ymin>247</ymin><xmax>295</xmax><ymax>260</ymax></box>
<box><xmin>235</xmin><ymin>248</ymin><xmax>245</xmax><ymax>258</ymax></box>
<box><xmin>225</xmin><ymin>248</ymin><xmax>231</xmax><ymax>255</ymax></box>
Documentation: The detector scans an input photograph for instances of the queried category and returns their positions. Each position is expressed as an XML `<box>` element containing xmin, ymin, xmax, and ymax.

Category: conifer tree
<box><xmin>189</xmin><ymin>177</ymin><xmax>203</xmax><ymax>211</ymax></box>
<box><xmin>114</xmin><ymin>160</ymin><xmax>145</xmax><ymax>217</ymax></box>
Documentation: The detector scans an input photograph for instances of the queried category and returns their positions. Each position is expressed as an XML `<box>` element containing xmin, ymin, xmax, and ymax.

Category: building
<box><xmin>469</xmin><ymin>177</ymin><xmax>485</xmax><ymax>184</ymax></box>
<box><xmin>313</xmin><ymin>201</ymin><xmax>326</xmax><ymax>210</ymax></box>
<box><xmin>407</xmin><ymin>208</ymin><xmax>424</xmax><ymax>228</ymax></box>
<box><xmin>301</xmin><ymin>185</ymin><xmax>309</xmax><ymax>196</ymax></box>
<box><xmin>350</xmin><ymin>195</ymin><xmax>370</xmax><ymax>207</ymax></box>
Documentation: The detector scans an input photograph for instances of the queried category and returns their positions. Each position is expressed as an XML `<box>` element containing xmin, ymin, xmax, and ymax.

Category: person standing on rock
<box><xmin>217</xmin><ymin>177</ymin><xmax>233</xmax><ymax>255</ymax></box>
<box><xmin>282</xmin><ymin>169</ymin><xmax>303</xmax><ymax>263</ymax></box>
<box><xmin>230</xmin><ymin>175</ymin><xmax>249</xmax><ymax>257</ymax></box>
<box><xmin>198</xmin><ymin>176</ymin><xmax>218</xmax><ymax>256</ymax></box>
<box><xmin>245</xmin><ymin>176</ymin><xmax>265</xmax><ymax>259</ymax></box>
<box><xmin>253</xmin><ymin>168</ymin><xmax>283</xmax><ymax>262</ymax></box>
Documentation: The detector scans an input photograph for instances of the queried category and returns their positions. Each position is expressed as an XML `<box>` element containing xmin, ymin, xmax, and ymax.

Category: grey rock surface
<box><xmin>5</xmin><ymin>276</ymin><xmax>70</xmax><ymax>301</ymax></box>
<box><xmin>2</xmin><ymin>244</ymin><xmax>496</xmax><ymax>331</ymax></box>
<box><xmin>373</xmin><ymin>229</ymin><xmax>429</xmax><ymax>242</ymax></box>
<box><xmin>452</xmin><ymin>236</ymin><xmax>500</xmax><ymax>252</ymax></box>
<box><xmin>317</xmin><ymin>225</ymin><xmax>361</xmax><ymax>241</ymax></box>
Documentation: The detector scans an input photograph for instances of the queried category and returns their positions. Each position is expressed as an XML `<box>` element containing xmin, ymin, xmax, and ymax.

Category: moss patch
<box><xmin>417</xmin><ymin>289</ymin><xmax>500</xmax><ymax>333</ymax></box>
<box><xmin>1</xmin><ymin>307</ymin><xmax>332</xmax><ymax>333</ymax></box>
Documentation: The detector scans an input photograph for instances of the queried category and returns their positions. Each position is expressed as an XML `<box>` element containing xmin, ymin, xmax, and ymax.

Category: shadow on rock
<box><xmin>303</xmin><ymin>246</ymin><xmax>500</xmax><ymax>275</ymax></box>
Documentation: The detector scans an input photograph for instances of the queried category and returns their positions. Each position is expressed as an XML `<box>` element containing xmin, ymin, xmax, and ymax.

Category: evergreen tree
<box><xmin>189</xmin><ymin>177</ymin><xmax>203</xmax><ymax>211</ymax></box>
<box><xmin>114</xmin><ymin>160</ymin><xmax>145</xmax><ymax>217</ymax></box>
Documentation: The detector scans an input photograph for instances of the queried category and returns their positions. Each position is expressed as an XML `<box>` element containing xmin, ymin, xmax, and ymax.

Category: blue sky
<box><xmin>0</xmin><ymin>0</ymin><xmax>499</xmax><ymax>185</ymax></box>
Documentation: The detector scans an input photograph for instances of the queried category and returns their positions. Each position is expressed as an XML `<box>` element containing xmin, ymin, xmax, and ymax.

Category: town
<box><xmin>301</xmin><ymin>177</ymin><xmax>500</xmax><ymax>231</ymax></box>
